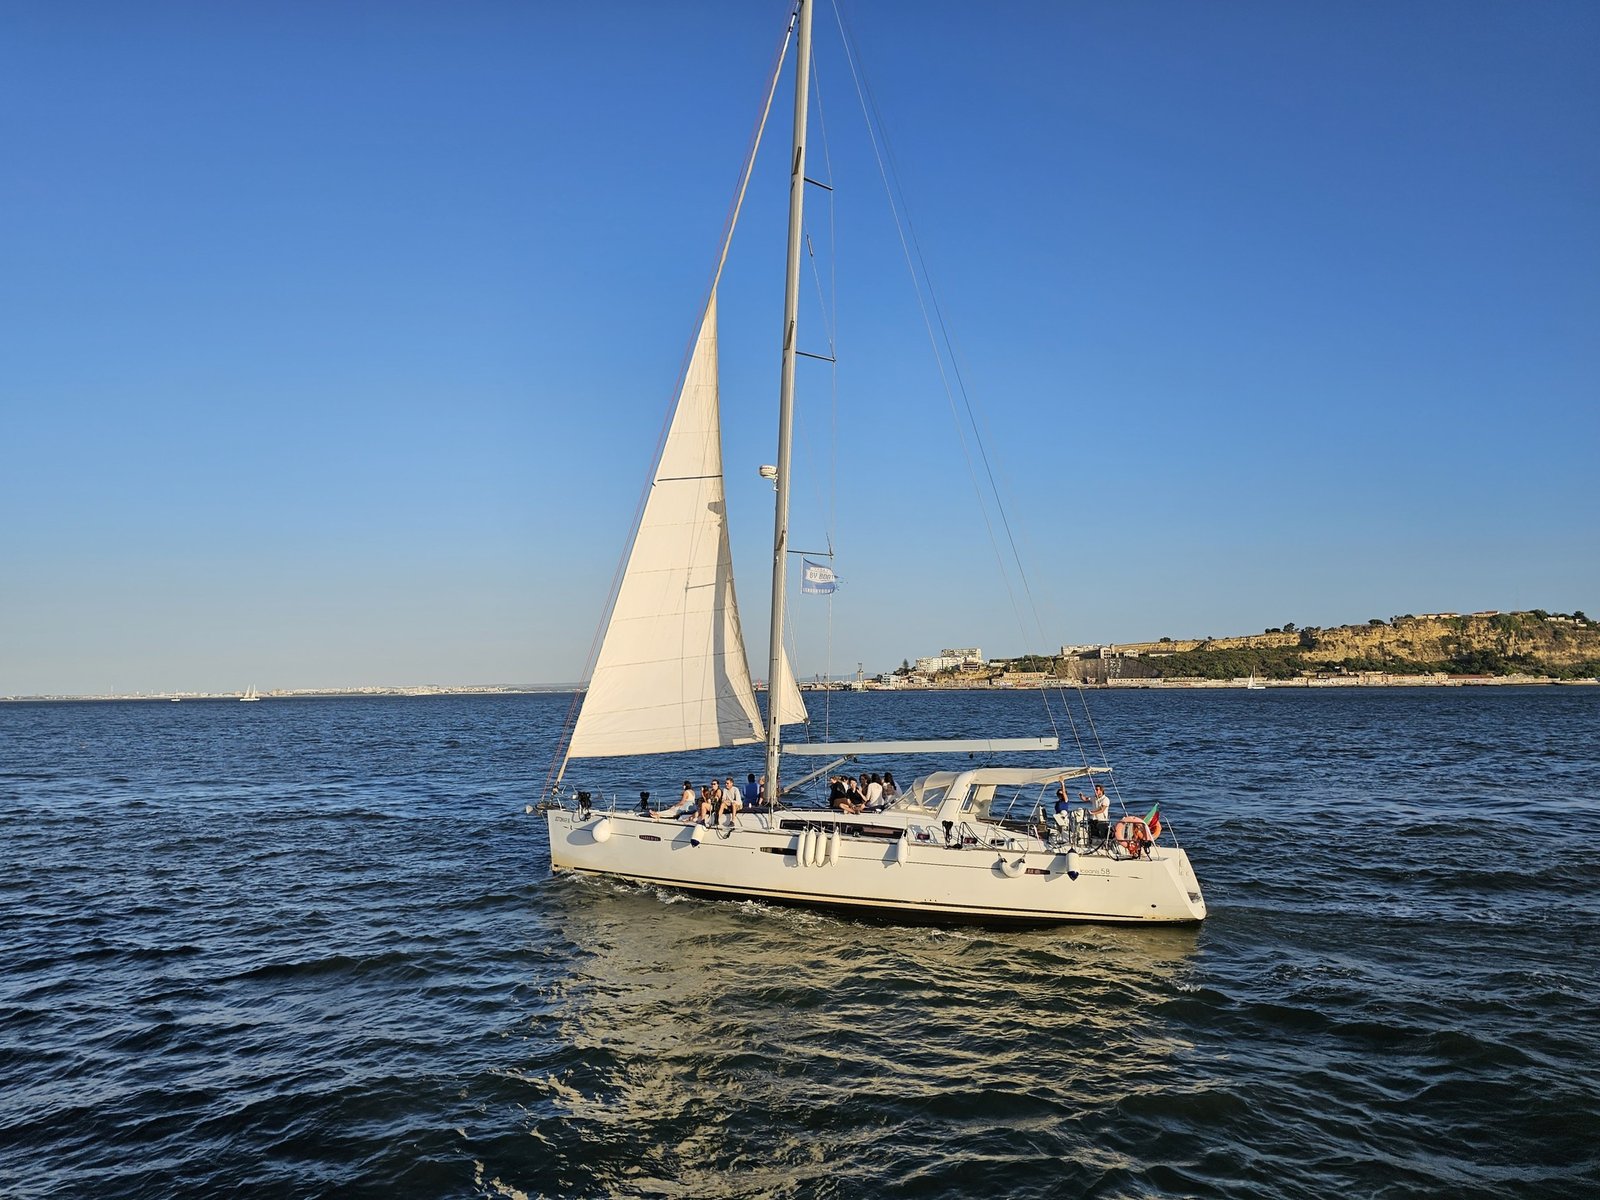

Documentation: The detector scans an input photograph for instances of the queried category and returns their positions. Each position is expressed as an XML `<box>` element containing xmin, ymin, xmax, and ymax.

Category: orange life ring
<box><xmin>1114</xmin><ymin>816</ymin><xmax>1151</xmax><ymax>858</ymax></box>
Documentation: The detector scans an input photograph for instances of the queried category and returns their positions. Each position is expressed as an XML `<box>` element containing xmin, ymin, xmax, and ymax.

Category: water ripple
<box><xmin>1</xmin><ymin>690</ymin><xmax>1597</xmax><ymax>1198</ymax></box>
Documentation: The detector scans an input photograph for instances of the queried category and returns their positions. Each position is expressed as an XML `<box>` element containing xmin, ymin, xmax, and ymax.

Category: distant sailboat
<box><xmin>1246</xmin><ymin>673</ymin><xmax>1265</xmax><ymax>690</ymax></box>
<box><xmin>239</xmin><ymin>686</ymin><xmax>260</xmax><ymax>702</ymax></box>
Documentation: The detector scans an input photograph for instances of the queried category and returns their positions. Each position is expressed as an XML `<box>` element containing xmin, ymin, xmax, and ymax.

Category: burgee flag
<box><xmin>801</xmin><ymin>559</ymin><xmax>838</xmax><ymax>595</ymax></box>
<box><xmin>1144</xmin><ymin>805</ymin><xmax>1163</xmax><ymax>840</ymax></box>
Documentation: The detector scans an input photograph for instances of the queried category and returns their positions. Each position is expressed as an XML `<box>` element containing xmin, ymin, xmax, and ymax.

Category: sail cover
<box><xmin>566</xmin><ymin>291</ymin><xmax>808</xmax><ymax>759</ymax></box>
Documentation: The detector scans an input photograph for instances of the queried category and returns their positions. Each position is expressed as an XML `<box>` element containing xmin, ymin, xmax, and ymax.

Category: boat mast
<box><xmin>764</xmin><ymin>0</ymin><xmax>813</xmax><ymax>805</ymax></box>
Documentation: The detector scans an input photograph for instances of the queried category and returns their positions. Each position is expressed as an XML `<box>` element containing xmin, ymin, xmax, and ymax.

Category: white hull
<box><xmin>547</xmin><ymin>808</ymin><xmax>1206</xmax><ymax>925</ymax></box>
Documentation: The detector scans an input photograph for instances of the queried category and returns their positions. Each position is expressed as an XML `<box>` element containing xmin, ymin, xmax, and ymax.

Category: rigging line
<box><xmin>805</xmin><ymin>43</ymin><xmax>841</xmax><ymax>560</ymax></box>
<box><xmin>791</xmin><ymin>229</ymin><xmax>834</xmax><ymax>530</ymax></box>
<box><xmin>544</xmin><ymin>11</ymin><xmax>798</xmax><ymax>795</ymax></box>
<box><xmin>828</xmin><ymin>3</ymin><xmax>1029</xmax><ymax>633</ymax></box>
<box><xmin>758</xmin><ymin>48</ymin><xmax>835</xmax><ymax>561</ymax></box>
<box><xmin>802</xmin><ymin>39</ymin><xmax>841</xmax><ymax>741</ymax></box>
<box><xmin>820</xmin><ymin>70</ymin><xmax>840</xmax><ymax>570</ymax></box>
<box><xmin>831</xmin><ymin>0</ymin><xmax>1086</xmax><ymax>767</ymax></box>
<box><xmin>870</xmin><ymin>162</ymin><xmax>1116</xmax><ymax>784</ymax></box>
<box><xmin>837</xmin><ymin>14</ymin><xmax>1041</xmax><ymax>653</ymax></box>
<box><xmin>804</xmin><ymin>53</ymin><xmax>838</xmax><ymax>362</ymax></box>
<box><xmin>832</xmin><ymin>2</ymin><xmax>1110</xmax><ymax>782</ymax></box>
<box><xmin>1061</xmin><ymin>667</ymin><xmax>1126</xmax><ymax>802</ymax></box>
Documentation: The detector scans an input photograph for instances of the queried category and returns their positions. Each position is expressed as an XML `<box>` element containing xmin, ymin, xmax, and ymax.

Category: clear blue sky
<box><xmin>3</xmin><ymin>1</ymin><xmax>1596</xmax><ymax>696</ymax></box>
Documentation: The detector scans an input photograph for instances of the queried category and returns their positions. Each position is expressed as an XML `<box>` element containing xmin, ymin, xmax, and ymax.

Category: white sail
<box><xmin>771</xmin><ymin>644</ymin><xmax>807</xmax><ymax>729</ymax></box>
<box><xmin>567</xmin><ymin>291</ymin><xmax>804</xmax><ymax>759</ymax></box>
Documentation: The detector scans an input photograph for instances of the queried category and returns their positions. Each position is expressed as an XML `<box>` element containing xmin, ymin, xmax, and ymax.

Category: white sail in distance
<box><xmin>566</xmin><ymin>291</ymin><xmax>808</xmax><ymax>759</ymax></box>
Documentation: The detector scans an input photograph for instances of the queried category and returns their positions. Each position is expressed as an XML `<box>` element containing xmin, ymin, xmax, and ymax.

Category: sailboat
<box><xmin>543</xmin><ymin>0</ymin><xmax>1205</xmax><ymax>925</ymax></box>
<box><xmin>239</xmin><ymin>686</ymin><xmax>260</xmax><ymax>703</ymax></box>
<box><xmin>1247</xmin><ymin>673</ymin><xmax>1264</xmax><ymax>690</ymax></box>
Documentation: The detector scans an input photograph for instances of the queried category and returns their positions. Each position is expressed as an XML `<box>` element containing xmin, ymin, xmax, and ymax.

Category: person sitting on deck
<box><xmin>863</xmin><ymin>773</ymin><xmax>885</xmax><ymax>810</ymax></box>
<box><xmin>742</xmin><ymin>772</ymin><xmax>761</xmax><ymax>807</ymax></box>
<box><xmin>881</xmin><ymin>771</ymin><xmax>898</xmax><ymax>800</ymax></box>
<box><xmin>651</xmin><ymin>781</ymin><xmax>699</xmax><ymax>821</ymax></box>
<box><xmin>718</xmin><ymin>776</ymin><xmax>743</xmax><ymax>824</ymax></box>
<box><xmin>846</xmin><ymin>777</ymin><xmax>867</xmax><ymax>812</ymax></box>
<box><xmin>828</xmin><ymin>776</ymin><xmax>860</xmax><ymax>814</ymax></box>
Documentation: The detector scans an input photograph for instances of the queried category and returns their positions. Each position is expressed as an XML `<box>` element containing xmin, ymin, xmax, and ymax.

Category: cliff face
<box><xmin>1117</xmin><ymin>612</ymin><xmax>1600</xmax><ymax>678</ymax></box>
<box><xmin>1296</xmin><ymin>614</ymin><xmax>1599</xmax><ymax>670</ymax></box>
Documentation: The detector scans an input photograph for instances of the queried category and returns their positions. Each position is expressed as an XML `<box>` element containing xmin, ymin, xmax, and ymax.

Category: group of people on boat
<box><xmin>642</xmin><ymin>768</ymin><xmax>902</xmax><ymax>822</ymax></box>
<box><xmin>828</xmin><ymin>771</ymin><xmax>896</xmax><ymax>814</ymax></box>
<box><xmin>646</xmin><ymin>773</ymin><xmax>765</xmax><ymax>824</ymax></box>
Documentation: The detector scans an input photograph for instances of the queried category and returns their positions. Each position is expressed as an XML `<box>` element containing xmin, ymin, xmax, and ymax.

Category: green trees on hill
<box><xmin>983</xmin><ymin>613</ymin><xmax>1599</xmax><ymax>682</ymax></box>
<box><xmin>1141</xmin><ymin>644</ymin><xmax>1599</xmax><ymax>680</ymax></box>
<box><xmin>1142</xmin><ymin>646</ymin><xmax>1306</xmax><ymax>680</ymax></box>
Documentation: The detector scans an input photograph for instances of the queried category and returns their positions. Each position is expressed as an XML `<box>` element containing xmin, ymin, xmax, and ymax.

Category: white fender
<box><xmin>827</xmin><ymin>826</ymin><xmax>840</xmax><ymax>867</ymax></box>
<box><xmin>799</xmin><ymin>827</ymin><xmax>814</xmax><ymax>866</ymax></box>
<box><xmin>591</xmin><ymin>817</ymin><xmax>614</xmax><ymax>844</ymax></box>
<box><xmin>811</xmin><ymin>827</ymin><xmax>825</xmax><ymax>867</ymax></box>
<box><xmin>1065</xmin><ymin>848</ymin><xmax>1080</xmax><ymax>880</ymax></box>
<box><xmin>690</xmin><ymin>823</ymin><xmax>706</xmax><ymax>847</ymax></box>
<box><xmin>888</xmin><ymin>832</ymin><xmax>906</xmax><ymax>866</ymax></box>
<box><xmin>998</xmin><ymin>854</ymin><xmax>1025</xmax><ymax>878</ymax></box>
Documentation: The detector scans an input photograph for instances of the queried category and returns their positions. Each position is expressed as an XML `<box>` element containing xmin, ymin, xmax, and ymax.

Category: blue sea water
<box><xmin>1</xmin><ymin>687</ymin><xmax>1597</xmax><ymax>1199</ymax></box>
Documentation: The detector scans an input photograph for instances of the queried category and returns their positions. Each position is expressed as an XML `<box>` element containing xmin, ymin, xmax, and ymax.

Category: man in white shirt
<box><xmin>718</xmin><ymin>776</ymin><xmax>743</xmax><ymax>824</ymax></box>
<box><xmin>1081</xmin><ymin>783</ymin><xmax>1111</xmax><ymax>842</ymax></box>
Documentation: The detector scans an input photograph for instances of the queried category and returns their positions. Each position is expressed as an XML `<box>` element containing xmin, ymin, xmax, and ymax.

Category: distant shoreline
<box><xmin>4</xmin><ymin>674</ymin><xmax>1595</xmax><ymax>703</ymax></box>
<box><xmin>801</xmin><ymin>674</ymin><xmax>1599</xmax><ymax>692</ymax></box>
<box><xmin>0</xmin><ymin>686</ymin><xmax>575</xmax><ymax>703</ymax></box>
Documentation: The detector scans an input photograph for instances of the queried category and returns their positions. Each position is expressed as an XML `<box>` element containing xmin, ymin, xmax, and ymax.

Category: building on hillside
<box><xmin>913</xmin><ymin>647</ymin><xmax>983</xmax><ymax>674</ymax></box>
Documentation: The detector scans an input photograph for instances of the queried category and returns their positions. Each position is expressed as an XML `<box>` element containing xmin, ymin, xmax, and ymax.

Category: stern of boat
<box><xmin>1156</xmin><ymin>846</ymin><xmax>1207</xmax><ymax>921</ymax></box>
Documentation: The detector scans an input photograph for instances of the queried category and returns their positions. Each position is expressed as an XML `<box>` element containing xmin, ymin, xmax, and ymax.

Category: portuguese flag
<box><xmin>1144</xmin><ymin>805</ymin><xmax>1163</xmax><ymax>839</ymax></box>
